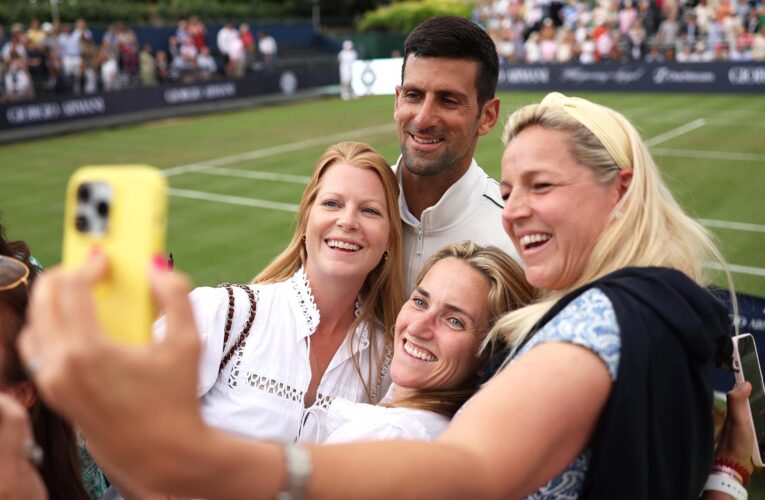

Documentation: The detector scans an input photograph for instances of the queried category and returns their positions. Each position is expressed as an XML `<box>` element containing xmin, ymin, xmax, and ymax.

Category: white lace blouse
<box><xmin>155</xmin><ymin>268</ymin><xmax>391</xmax><ymax>442</ymax></box>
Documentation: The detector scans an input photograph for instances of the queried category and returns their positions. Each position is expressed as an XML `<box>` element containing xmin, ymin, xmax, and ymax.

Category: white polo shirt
<box><xmin>394</xmin><ymin>157</ymin><xmax>521</xmax><ymax>292</ymax></box>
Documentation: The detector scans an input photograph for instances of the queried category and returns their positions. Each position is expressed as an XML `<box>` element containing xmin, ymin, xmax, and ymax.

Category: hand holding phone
<box><xmin>62</xmin><ymin>165</ymin><xmax>167</xmax><ymax>344</ymax></box>
<box><xmin>731</xmin><ymin>333</ymin><xmax>765</xmax><ymax>467</ymax></box>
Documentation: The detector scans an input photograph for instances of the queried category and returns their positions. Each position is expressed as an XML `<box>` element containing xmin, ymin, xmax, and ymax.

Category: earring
<box><xmin>383</xmin><ymin>250</ymin><xmax>389</xmax><ymax>261</ymax></box>
<box><xmin>302</xmin><ymin>234</ymin><xmax>307</xmax><ymax>242</ymax></box>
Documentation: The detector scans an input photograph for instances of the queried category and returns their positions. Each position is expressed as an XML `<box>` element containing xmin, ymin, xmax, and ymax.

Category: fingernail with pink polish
<box><xmin>152</xmin><ymin>254</ymin><xmax>169</xmax><ymax>271</ymax></box>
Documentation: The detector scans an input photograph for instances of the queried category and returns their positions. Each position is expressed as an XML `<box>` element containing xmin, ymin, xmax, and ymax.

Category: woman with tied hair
<box><xmin>19</xmin><ymin>93</ymin><xmax>745</xmax><ymax>500</ymax></box>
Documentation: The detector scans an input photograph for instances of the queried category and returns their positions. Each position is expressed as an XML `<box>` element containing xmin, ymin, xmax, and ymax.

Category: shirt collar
<box><xmin>288</xmin><ymin>267</ymin><xmax>370</xmax><ymax>347</ymax></box>
<box><xmin>394</xmin><ymin>156</ymin><xmax>482</xmax><ymax>229</ymax></box>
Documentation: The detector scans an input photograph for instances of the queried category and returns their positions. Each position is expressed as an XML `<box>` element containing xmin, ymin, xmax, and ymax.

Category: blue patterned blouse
<box><xmin>511</xmin><ymin>288</ymin><xmax>621</xmax><ymax>499</ymax></box>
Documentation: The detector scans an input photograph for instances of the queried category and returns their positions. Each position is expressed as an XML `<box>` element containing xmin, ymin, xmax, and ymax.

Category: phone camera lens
<box><xmin>96</xmin><ymin>201</ymin><xmax>109</xmax><ymax>217</ymax></box>
<box><xmin>75</xmin><ymin>215</ymin><xmax>89</xmax><ymax>232</ymax></box>
<box><xmin>77</xmin><ymin>184</ymin><xmax>91</xmax><ymax>203</ymax></box>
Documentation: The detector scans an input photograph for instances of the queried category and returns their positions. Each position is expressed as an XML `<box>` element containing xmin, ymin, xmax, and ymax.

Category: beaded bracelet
<box><xmin>714</xmin><ymin>456</ymin><xmax>752</xmax><ymax>486</ymax></box>
<box><xmin>711</xmin><ymin>464</ymin><xmax>743</xmax><ymax>485</ymax></box>
<box><xmin>703</xmin><ymin>473</ymin><xmax>748</xmax><ymax>500</ymax></box>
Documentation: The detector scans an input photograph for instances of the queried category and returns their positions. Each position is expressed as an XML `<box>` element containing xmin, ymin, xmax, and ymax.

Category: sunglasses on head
<box><xmin>0</xmin><ymin>255</ymin><xmax>30</xmax><ymax>292</ymax></box>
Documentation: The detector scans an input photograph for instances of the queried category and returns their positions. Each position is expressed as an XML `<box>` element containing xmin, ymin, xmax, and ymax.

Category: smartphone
<box><xmin>62</xmin><ymin>166</ymin><xmax>167</xmax><ymax>344</ymax></box>
<box><xmin>731</xmin><ymin>333</ymin><xmax>765</xmax><ymax>467</ymax></box>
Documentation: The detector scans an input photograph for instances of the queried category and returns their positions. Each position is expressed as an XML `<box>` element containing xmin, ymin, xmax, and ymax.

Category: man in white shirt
<box><xmin>258</xmin><ymin>32</ymin><xmax>278</xmax><ymax>70</ymax></box>
<box><xmin>216</xmin><ymin>23</ymin><xmax>238</xmax><ymax>62</ymax></box>
<box><xmin>337</xmin><ymin>40</ymin><xmax>357</xmax><ymax>100</ymax></box>
<box><xmin>393</xmin><ymin>16</ymin><xmax>520</xmax><ymax>291</ymax></box>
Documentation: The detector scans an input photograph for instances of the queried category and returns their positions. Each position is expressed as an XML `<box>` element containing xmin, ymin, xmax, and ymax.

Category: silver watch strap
<box><xmin>276</xmin><ymin>443</ymin><xmax>312</xmax><ymax>500</ymax></box>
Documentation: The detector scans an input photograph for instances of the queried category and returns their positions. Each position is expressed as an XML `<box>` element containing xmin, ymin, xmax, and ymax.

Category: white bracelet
<box><xmin>276</xmin><ymin>443</ymin><xmax>312</xmax><ymax>500</ymax></box>
<box><xmin>702</xmin><ymin>473</ymin><xmax>748</xmax><ymax>500</ymax></box>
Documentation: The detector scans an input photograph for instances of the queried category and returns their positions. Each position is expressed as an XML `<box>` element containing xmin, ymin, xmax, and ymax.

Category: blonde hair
<box><xmin>390</xmin><ymin>241</ymin><xmax>534</xmax><ymax>417</ymax></box>
<box><xmin>491</xmin><ymin>93</ymin><xmax>736</xmax><ymax>350</ymax></box>
<box><xmin>254</xmin><ymin>141</ymin><xmax>406</xmax><ymax>402</ymax></box>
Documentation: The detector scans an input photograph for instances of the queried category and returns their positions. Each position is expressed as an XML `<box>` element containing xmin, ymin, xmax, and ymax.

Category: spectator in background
<box><xmin>657</xmin><ymin>11</ymin><xmax>681</xmax><ymax>46</ymax></box>
<box><xmin>79</xmin><ymin>33</ymin><xmax>97</xmax><ymax>94</ymax></box>
<box><xmin>175</xmin><ymin>19</ymin><xmax>191</xmax><ymax>45</ymax></box>
<box><xmin>258</xmin><ymin>31</ymin><xmax>277</xmax><ymax>69</ymax></box>
<box><xmin>2</xmin><ymin>27</ymin><xmax>27</xmax><ymax>67</ymax></box>
<box><xmin>539</xmin><ymin>19</ymin><xmax>559</xmax><ymax>62</ymax></box>
<box><xmin>139</xmin><ymin>43</ymin><xmax>157</xmax><ymax>86</ymax></box>
<box><xmin>338</xmin><ymin>39</ymin><xmax>357</xmax><ymax>101</ymax></box>
<box><xmin>731</xmin><ymin>24</ymin><xmax>753</xmax><ymax>60</ymax></box>
<box><xmin>524</xmin><ymin>31</ymin><xmax>542</xmax><ymax>62</ymax></box>
<box><xmin>556</xmin><ymin>26</ymin><xmax>576</xmax><ymax>62</ymax></box>
<box><xmin>26</xmin><ymin>19</ymin><xmax>44</xmax><ymax>47</ymax></box>
<box><xmin>189</xmin><ymin>16</ymin><xmax>207</xmax><ymax>51</ymax></box>
<box><xmin>644</xmin><ymin>44</ymin><xmax>665</xmax><ymax>62</ymax></box>
<box><xmin>240</xmin><ymin>23</ymin><xmax>256</xmax><ymax>70</ymax></box>
<box><xmin>695</xmin><ymin>0</ymin><xmax>714</xmax><ymax>34</ymax></box>
<box><xmin>707</xmin><ymin>17</ymin><xmax>725</xmax><ymax>53</ymax></box>
<box><xmin>57</xmin><ymin>23</ymin><xmax>82</xmax><ymax>94</ymax></box>
<box><xmin>72</xmin><ymin>19</ymin><xmax>92</xmax><ymax>46</ymax></box>
<box><xmin>682</xmin><ymin>13</ymin><xmax>701</xmax><ymax>45</ymax></box>
<box><xmin>752</xmin><ymin>25</ymin><xmax>765</xmax><ymax>60</ymax></box>
<box><xmin>495</xmin><ymin>28</ymin><xmax>517</xmax><ymax>63</ymax></box>
<box><xmin>118</xmin><ymin>30</ymin><xmax>140</xmax><ymax>87</ymax></box>
<box><xmin>627</xmin><ymin>21</ymin><xmax>647</xmax><ymax>60</ymax></box>
<box><xmin>619</xmin><ymin>0</ymin><xmax>638</xmax><ymax>34</ymax></box>
<box><xmin>676</xmin><ymin>43</ymin><xmax>694</xmax><ymax>62</ymax></box>
<box><xmin>4</xmin><ymin>52</ymin><xmax>33</xmax><ymax>100</ymax></box>
<box><xmin>155</xmin><ymin>50</ymin><xmax>170</xmax><ymax>83</ymax></box>
<box><xmin>638</xmin><ymin>0</ymin><xmax>661</xmax><ymax>37</ymax></box>
<box><xmin>594</xmin><ymin>22</ymin><xmax>618</xmax><ymax>61</ymax></box>
<box><xmin>226</xmin><ymin>33</ymin><xmax>245</xmax><ymax>78</ymax></box>
<box><xmin>98</xmin><ymin>38</ymin><xmax>119</xmax><ymax>91</ymax></box>
<box><xmin>24</xmin><ymin>37</ymin><xmax>48</xmax><ymax>96</ymax></box>
<box><xmin>216</xmin><ymin>22</ymin><xmax>237</xmax><ymax>70</ymax></box>
<box><xmin>580</xmin><ymin>30</ymin><xmax>597</xmax><ymax>62</ymax></box>
<box><xmin>196</xmin><ymin>46</ymin><xmax>217</xmax><ymax>80</ymax></box>
<box><xmin>745</xmin><ymin>8</ymin><xmax>762</xmax><ymax>34</ymax></box>
<box><xmin>173</xmin><ymin>37</ymin><xmax>198</xmax><ymax>82</ymax></box>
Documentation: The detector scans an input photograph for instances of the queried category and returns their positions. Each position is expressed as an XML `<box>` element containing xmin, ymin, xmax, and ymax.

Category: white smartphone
<box><xmin>731</xmin><ymin>333</ymin><xmax>765</xmax><ymax>467</ymax></box>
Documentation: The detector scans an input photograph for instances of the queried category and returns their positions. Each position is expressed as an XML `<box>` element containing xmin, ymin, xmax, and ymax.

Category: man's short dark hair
<box><xmin>402</xmin><ymin>16</ymin><xmax>499</xmax><ymax>106</ymax></box>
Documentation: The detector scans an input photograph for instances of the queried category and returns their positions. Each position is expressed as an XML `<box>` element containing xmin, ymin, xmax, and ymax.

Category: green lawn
<box><xmin>2</xmin><ymin>90</ymin><xmax>763</xmax><ymax>296</ymax></box>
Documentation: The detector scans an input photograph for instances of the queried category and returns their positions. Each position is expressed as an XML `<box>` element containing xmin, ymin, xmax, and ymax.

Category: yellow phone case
<box><xmin>62</xmin><ymin>165</ymin><xmax>167</xmax><ymax>344</ymax></box>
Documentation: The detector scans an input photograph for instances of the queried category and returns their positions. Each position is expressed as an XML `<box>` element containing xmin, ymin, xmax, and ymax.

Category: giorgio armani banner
<box><xmin>498</xmin><ymin>61</ymin><xmax>765</xmax><ymax>92</ymax></box>
<box><xmin>0</xmin><ymin>66</ymin><xmax>336</xmax><ymax>135</ymax></box>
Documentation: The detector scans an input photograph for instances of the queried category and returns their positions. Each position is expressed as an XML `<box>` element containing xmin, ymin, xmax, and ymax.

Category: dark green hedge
<box><xmin>0</xmin><ymin>0</ymin><xmax>286</xmax><ymax>26</ymax></box>
<box><xmin>357</xmin><ymin>0</ymin><xmax>472</xmax><ymax>33</ymax></box>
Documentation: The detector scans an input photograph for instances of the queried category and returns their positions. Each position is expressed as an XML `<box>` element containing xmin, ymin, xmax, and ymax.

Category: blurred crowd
<box><xmin>0</xmin><ymin>16</ymin><xmax>279</xmax><ymax>102</ymax></box>
<box><xmin>473</xmin><ymin>0</ymin><xmax>765</xmax><ymax>63</ymax></box>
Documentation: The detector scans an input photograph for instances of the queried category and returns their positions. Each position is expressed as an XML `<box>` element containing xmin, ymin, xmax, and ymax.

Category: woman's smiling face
<box><xmin>500</xmin><ymin>126</ymin><xmax>623</xmax><ymax>290</ymax></box>
<box><xmin>303</xmin><ymin>162</ymin><xmax>391</xmax><ymax>286</ymax></box>
<box><xmin>390</xmin><ymin>257</ymin><xmax>490</xmax><ymax>392</ymax></box>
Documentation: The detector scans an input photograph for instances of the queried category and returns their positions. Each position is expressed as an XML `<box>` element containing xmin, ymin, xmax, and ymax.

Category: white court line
<box><xmin>168</xmin><ymin>188</ymin><xmax>299</xmax><ymax>212</ymax></box>
<box><xmin>645</xmin><ymin>118</ymin><xmax>706</xmax><ymax>147</ymax></box>
<box><xmin>704</xmin><ymin>262</ymin><xmax>765</xmax><ymax>278</ymax></box>
<box><xmin>651</xmin><ymin>148</ymin><xmax>765</xmax><ymax>162</ymax></box>
<box><xmin>698</xmin><ymin>219</ymin><xmax>765</xmax><ymax>234</ymax></box>
<box><xmin>169</xmin><ymin>187</ymin><xmax>765</xmax><ymax>278</ymax></box>
<box><xmin>196</xmin><ymin>167</ymin><xmax>310</xmax><ymax>184</ymax></box>
<box><xmin>162</xmin><ymin>123</ymin><xmax>397</xmax><ymax>177</ymax></box>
